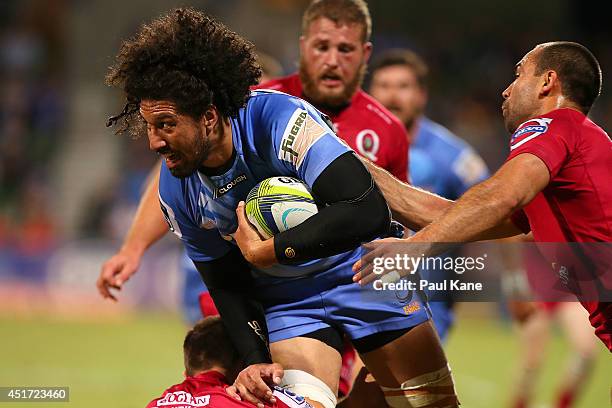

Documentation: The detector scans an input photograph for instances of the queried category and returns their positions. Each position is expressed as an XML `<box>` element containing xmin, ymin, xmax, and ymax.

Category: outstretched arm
<box><xmin>97</xmin><ymin>160</ymin><xmax>168</xmax><ymax>300</ymax></box>
<box><xmin>411</xmin><ymin>153</ymin><xmax>547</xmax><ymax>244</ymax></box>
<box><xmin>363</xmin><ymin>158</ymin><xmax>525</xmax><ymax>240</ymax></box>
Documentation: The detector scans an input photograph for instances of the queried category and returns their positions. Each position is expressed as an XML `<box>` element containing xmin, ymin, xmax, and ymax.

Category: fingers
<box><xmin>225</xmin><ymin>385</ymin><xmax>241</xmax><ymax>401</ymax></box>
<box><xmin>97</xmin><ymin>254</ymin><xmax>137</xmax><ymax>301</ymax></box>
<box><xmin>247</xmin><ymin>370</ymin><xmax>276</xmax><ymax>404</ymax></box>
<box><xmin>235</xmin><ymin>201</ymin><xmax>247</xmax><ymax>227</ymax></box>
<box><xmin>234</xmin><ymin>372</ymin><xmax>276</xmax><ymax>408</ymax></box>
<box><xmin>233</xmin><ymin>364</ymin><xmax>280</xmax><ymax>407</ymax></box>
<box><xmin>97</xmin><ymin>261</ymin><xmax>120</xmax><ymax>301</ymax></box>
<box><xmin>270</xmin><ymin>363</ymin><xmax>284</xmax><ymax>385</ymax></box>
<box><xmin>234</xmin><ymin>381</ymin><xmax>265</xmax><ymax>408</ymax></box>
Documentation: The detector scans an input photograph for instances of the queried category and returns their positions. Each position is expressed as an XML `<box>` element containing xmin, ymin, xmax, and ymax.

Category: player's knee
<box><xmin>379</xmin><ymin>364</ymin><xmax>459</xmax><ymax>408</ymax></box>
<box><xmin>281</xmin><ymin>369</ymin><xmax>337</xmax><ymax>408</ymax></box>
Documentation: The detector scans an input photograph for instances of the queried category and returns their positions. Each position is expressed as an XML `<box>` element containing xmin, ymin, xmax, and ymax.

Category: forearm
<box><xmin>414</xmin><ymin>176</ymin><xmax>521</xmax><ymax>247</ymax></box>
<box><xmin>413</xmin><ymin>154</ymin><xmax>549</xmax><ymax>246</ymax></box>
<box><xmin>364</xmin><ymin>159</ymin><xmax>453</xmax><ymax>230</ymax></box>
<box><xmin>274</xmin><ymin>153</ymin><xmax>390</xmax><ymax>263</ymax></box>
<box><xmin>121</xmin><ymin>161</ymin><xmax>167</xmax><ymax>254</ymax></box>
<box><xmin>274</xmin><ymin>185</ymin><xmax>390</xmax><ymax>263</ymax></box>
<box><xmin>194</xmin><ymin>249</ymin><xmax>272</xmax><ymax>365</ymax></box>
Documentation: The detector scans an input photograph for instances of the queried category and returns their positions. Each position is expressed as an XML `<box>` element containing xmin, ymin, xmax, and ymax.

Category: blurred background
<box><xmin>0</xmin><ymin>0</ymin><xmax>610</xmax><ymax>407</ymax></box>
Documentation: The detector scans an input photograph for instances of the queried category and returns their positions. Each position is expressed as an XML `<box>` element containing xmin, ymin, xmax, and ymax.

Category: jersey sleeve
<box><xmin>450</xmin><ymin>147</ymin><xmax>490</xmax><ymax>197</ymax></box>
<box><xmin>386</xmin><ymin>122</ymin><xmax>410</xmax><ymax>182</ymax></box>
<box><xmin>158</xmin><ymin>163</ymin><xmax>232</xmax><ymax>262</ymax></box>
<box><xmin>506</xmin><ymin>113</ymin><xmax>575</xmax><ymax>179</ymax></box>
<box><xmin>251</xmin><ymin>91</ymin><xmax>352</xmax><ymax>187</ymax></box>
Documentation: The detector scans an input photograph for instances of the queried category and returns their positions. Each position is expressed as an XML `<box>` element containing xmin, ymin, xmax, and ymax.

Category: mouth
<box><xmin>319</xmin><ymin>72</ymin><xmax>343</xmax><ymax>88</ymax></box>
<box><xmin>386</xmin><ymin>105</ymin><xmax>402</xmax><ymax>115</ymax></box>
<box><xmin>159</xmin><ymin>150</ymin><xmax>181</xmax><ymax>169</ymax></box>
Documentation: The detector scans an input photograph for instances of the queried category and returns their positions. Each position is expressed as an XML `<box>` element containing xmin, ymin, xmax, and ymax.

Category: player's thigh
<box><xmin>357</xmin><ymin>320</ymin><xmax>448</xmax><ymax>387</ymax></box>
<box><xmin>557</xmin><ymin>302</ymin><xmax>597</xmax><ymax>355</ymax></box>
<box><xmin>270</xmin><ymin>336</ymin><xmax>342</xmax><ymax>394</ymax></box>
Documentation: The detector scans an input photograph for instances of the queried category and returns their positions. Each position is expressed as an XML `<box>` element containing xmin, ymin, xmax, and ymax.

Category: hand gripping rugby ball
<box><xmin>245</xmin><ymin>177</ymin><xmax>318</xmax><ymax>239</ymax></box>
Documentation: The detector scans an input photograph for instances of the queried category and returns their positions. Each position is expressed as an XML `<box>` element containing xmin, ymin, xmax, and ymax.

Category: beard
<box><xmin>167</xmin><ymin>128</ymin><xmax>211</xmax><ymax>179</ymax></box>
<box><xmin>299</xmin><ymin>57</ymin><xmax>365</xmax><ymax>111</ymax></box>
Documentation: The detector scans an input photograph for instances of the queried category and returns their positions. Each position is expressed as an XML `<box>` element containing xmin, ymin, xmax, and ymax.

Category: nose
<box><xmin>502</xmin><ymin>83</ymin><xmax>512</xmax><ymax>99</ymax></box>
<box><xmin>323</xmin><ymin>48</ymin><xmax>339</xmax><ymax>68</ymax></box>
<box><xmin>148</xmin><ymin>128</ymin><xmax>167</xmax><ymax>152</ymax></box>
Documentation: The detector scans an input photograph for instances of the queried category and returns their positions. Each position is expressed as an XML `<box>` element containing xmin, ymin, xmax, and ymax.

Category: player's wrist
<box><xmin>250</xmin><ymin>239</ymin><xmax>277</xmax><ymax>268</ymax></box>
<box><xmin>119</xmin><ymin>240</ymin><xmax>147</xmax><ymax>260</ymax></box>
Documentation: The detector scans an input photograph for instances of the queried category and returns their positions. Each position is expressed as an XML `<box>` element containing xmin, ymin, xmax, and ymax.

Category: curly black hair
<box><xmin>106</xmin><ymin>8</ymin><xmax>262</xmax><ymax>136</ymax></box>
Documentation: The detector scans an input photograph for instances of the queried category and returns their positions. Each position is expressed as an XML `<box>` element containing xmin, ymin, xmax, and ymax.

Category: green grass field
<box><xmin>0</xmin><ymin>313</ymin><xmax>609</xmax><ymax>407</ymax></box>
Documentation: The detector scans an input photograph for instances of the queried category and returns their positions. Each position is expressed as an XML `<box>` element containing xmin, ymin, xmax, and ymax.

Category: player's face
<box><xmin>502</xmin><ymin>50</ymin><xmax>542</xmax><ymax>133</ymax></box>
<box><xmin>299</xmin><ymin>17</ymin><xmax>372</xmax><ymax>109</ymax></box>
<box><xmin>140</xmin><ymin>99</ymin><xmax>211</xmax><ymax>178</ymax></box>
<box><xmin>369</xmin><ymin>65</ymin><xmax>427</xmax><ymax>130</ymax></box>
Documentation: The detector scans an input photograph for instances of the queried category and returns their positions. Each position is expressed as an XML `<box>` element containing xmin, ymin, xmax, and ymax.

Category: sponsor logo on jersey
<box><xmin>213</xmin><ymin>174</ymin><xmax>247</xmax><ymax>198</ymax></box>
<box><xmin>278</xmin><ymin>108</ymin><xmax>327</xmax><ymax>169</ymax></box>
<box><xmin>355</xmin><ymin>129</ymin><xmax>380</xmax><ymax>161</ymax></box>
<box><xmin>403</xmin><ymin>301</ymin><xmax>421</xmax><ymax>315</ymax></box>
<box><xmin>510</xmin><ymin>118</ymin><xmax>553</xmax><ymax>150</ymax></box>
<box><xmin>156</xmin><ymin>391</ymin><xmax>209</xmax><ymax>406</ymax></box>
<box><xmin>248</xmin><ymin>320</ymin><xmax>269</xmax><ymax>346</ymax></box>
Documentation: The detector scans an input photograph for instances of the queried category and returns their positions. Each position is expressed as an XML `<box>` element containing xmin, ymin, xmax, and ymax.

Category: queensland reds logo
<box><xmin>356</xmin><ymin>129</ymin><xmax>381</xmax><ymax>161</ymax></box>
<box><xmin>510</xmin><ymin>117</ymin><xmax>552</xmax><ymax>150</ymax></box>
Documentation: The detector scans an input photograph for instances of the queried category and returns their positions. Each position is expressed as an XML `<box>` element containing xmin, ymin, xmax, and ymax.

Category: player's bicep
<box><xmin>265</xmin><ymin>97</ymin><xmax>351</xmax><ymax>185</ymax></box>
<box><xmin>495</xmin><ymin>153</ymin><xmax>550</xmax><ymax>208</ymax></box>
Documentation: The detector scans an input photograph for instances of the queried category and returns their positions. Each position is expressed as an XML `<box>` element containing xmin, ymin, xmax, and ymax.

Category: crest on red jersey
<box><xmin>510</xmin><ymin>118</ymin><xmax>553</xmax><ymax>150</ymax></box>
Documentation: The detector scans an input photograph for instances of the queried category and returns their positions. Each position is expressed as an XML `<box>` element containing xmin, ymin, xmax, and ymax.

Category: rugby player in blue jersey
<box><xmin>103</xmin><ymin>8</ymin><xmax>458</xmax><ymax>408</ymax></box>
<box><xmin>369</xmin><ymin>49</ymin><xmax>490</xmax><ymax>342</ymax></box>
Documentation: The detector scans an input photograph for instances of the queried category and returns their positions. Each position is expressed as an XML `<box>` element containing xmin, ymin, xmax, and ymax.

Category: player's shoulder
<box><xmin>254</xmin><ymin>73</ymin><xmax>302</xmax><ymax>95</ymax></box>
<box><xmin>509</xmin><ymin>109</ymin><xmax>576</xmax><ymax>150</ymax></box>
<box><xmin>353</xmin><ymin>90</ymin><xmax>406</xmax><ymax>132</ymax></box>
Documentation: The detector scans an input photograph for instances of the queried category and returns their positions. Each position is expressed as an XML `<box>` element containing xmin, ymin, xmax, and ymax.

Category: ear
<box><xmin>299</xmin><ymin>35</ymin><xmax>306</xmax><ymax>55</ymax></box>
<box><xmin>201</xmin><ymin>105</ymin><xmax>219</xmax><ymax>129</ymax></box>
<box><xmin>363</xmin><ymin>42</ymin><xmax>373</xmax><ymax>63</ymax></box>
<box><xmin>540</xmin><ymin>70</ymin><xmax>558</xmax><ymax>97</ymax></box>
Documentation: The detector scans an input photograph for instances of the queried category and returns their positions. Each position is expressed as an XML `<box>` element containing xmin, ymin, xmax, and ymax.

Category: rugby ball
<box><xmin>245</xmin><ymin>177</ymin><xmax>318</xmax><ymax>239</ymax></box>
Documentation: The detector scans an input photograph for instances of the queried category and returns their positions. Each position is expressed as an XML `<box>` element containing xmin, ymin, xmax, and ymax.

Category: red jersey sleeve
<box><xmin>387</xmin><ymin>122</ymin><xmax>409</xmax><ymax>182</ymax></box>
<box><xmin>506</xmin><ymin>110</ymin><xmax>576</xmax><ymax>178</ymax></box>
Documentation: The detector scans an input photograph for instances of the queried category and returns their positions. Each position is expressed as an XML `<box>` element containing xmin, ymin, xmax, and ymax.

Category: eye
<box><xmin>338</xmin><ymin>44</ymin><xmax>354</xmax><ymax>54</ymax></box>
<box><xmin>315</xmin><ymin>43</ymin><xmax>328</xmax><ymax>52</ymax></box>
<box><xmin>159</xmin><ymin>121</ymin><xmax>175</xmax><ymax>130</ymax></box>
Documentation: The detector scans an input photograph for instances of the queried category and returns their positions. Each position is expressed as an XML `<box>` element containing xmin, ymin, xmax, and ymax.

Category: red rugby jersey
<box><xmin>507</xmin><ymin>107</ymin><xmax>612</xmax><ymax>350</ymax></box>
<box><xmin>256</xmin><ymin>74</ymin><xmax>409</xmax><ymax>182</ymax></box>
<box><xmin>146</xmin><ymin>371</ymin><xmax>313</xmax><ymax>408</ymax></box>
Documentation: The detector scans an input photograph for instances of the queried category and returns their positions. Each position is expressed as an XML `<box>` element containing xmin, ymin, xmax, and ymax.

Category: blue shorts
<box><xmin>256</xmin><ymin>249</ymin><xmax>431</xmax><ymax>343</ymax></box>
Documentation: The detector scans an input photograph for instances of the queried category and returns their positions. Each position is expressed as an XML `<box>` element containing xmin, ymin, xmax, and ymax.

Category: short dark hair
<box><xmin>534</xmin><ymin>42</ymin><xmax>602</xmax><ymax>114</ymax></box>
<box><xmin>106</xmin><ymin>8</ymin><xmax>261</xmax><ymax>136</ymax></box>
<box><xmin>183</xmin><ymin>317</ymin><xmax>242</xmax><ymax>377</ymax></box>
<box><xmin>302</xmin><ymin>0</ymin><xmax>371</xmax><ymax>43</ymax></box>
<box><xmin>370</xmin><ymin>49</ymin><xmax>429</xmax><ymax>89</ymax></box>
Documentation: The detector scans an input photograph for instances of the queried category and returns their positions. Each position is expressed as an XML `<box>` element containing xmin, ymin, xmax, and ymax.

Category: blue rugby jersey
<box><xmin>158</xmin><ymin>90</ymin><xmax>357</xmax><ymax>279</ymax></box>
<box><xmin>409</xmin><ymin>117</ymin><xmax>489</xmax><ymax>199</ymax></box>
